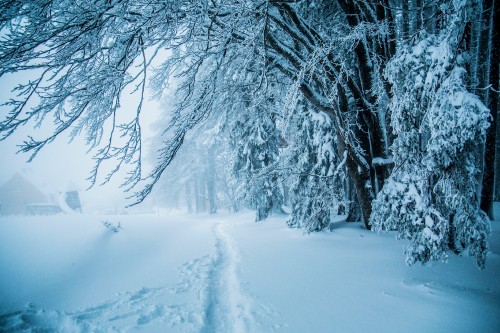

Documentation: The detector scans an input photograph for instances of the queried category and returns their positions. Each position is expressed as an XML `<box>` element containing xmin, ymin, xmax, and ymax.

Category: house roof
<box><xmin>0</xmin><ymin>173</ymin><xmax>48</xmax><ymax>215</ymax></box>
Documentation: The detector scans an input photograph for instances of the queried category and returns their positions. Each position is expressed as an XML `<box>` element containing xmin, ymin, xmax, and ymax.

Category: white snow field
<box><xmin>0</xmin><ymin>206</ymin><xmax>499</xmax><ymax>333</ymax></box>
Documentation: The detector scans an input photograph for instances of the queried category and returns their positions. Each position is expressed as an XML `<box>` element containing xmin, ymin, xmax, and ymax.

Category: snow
<box><xmin>58</xmin><ymin>192</ymin><xmax>76</xmax><ymax>214</ymax></box>
<box><xmin>372</xmin><ymin>156</ymin><xmax>394</xmax><ymax>165</ymax></box>
<box><xmin>1</xmin><ymin>206</ymin><xmax>499</xmax><ymax>333</ymax></box>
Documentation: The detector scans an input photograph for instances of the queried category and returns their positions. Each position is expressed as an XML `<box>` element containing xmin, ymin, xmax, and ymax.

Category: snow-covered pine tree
<box><xmin>284</xmin><ymin>108</ymin><xmax>344</xmax><ymax>232</ymax></box>
<box><xmin>371</xmin><ymin>0</ymin><xmax>491</xmax><ymax>268</ymax></box>
<box><xmin>230</xmin><ymin>106</ymin><xmax>283</xmax><ymax>221</ymax></box>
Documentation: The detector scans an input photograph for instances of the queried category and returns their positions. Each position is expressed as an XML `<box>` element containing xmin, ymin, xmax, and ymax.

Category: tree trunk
<box><xmin>346</xmin><ymin>156</ymin><xmax>372</xmax><ymax>229</ymax></box>
<box><xmin>207</xmin><ymin>178</ymin><xmax>217</xmax><ymax>214</ymax></box>
<box><xmin>495</xmin><ymin>112</ymin><xmax>500</xmax><ymax>202</ymax></box>
<box><xmin>345</xmin><ymin>178</ymin><xmax>361</xmax><ymax>222</ymax></box>
<box><xmin>186</xmin><ymin>182</ymin><xmax>193</xmax><ymax>213</ymax></box>
<box><xmin>480</xmin><ymin>0</ymin><xmax>498</xmax><ymax>219</ymax></box>
<box><xmin>206</xmin><ymin>145</ymin><xmax>217</xmax><ymax>214</ymax></box>
<box><xmin>194</xmin><ymin>176</ymin><xmax>202</xmax><ymax>213</ymax></box>
<box><xmin>401</xmin><ymin>0</ymin><xmax>409</xmax><ymax>38</ymax></box>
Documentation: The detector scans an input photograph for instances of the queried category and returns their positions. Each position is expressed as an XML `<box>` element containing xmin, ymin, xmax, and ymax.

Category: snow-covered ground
<box><xmin>0</xmin><ymin>205</ymin><xmax>499</xmax><ymax>333</ymax></box>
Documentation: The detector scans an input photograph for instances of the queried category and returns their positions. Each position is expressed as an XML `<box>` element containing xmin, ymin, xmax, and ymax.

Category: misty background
<box><xmin>0</xmin><ymin>71</ymin><xmax>164</xmax><ymax>213</ymax></box>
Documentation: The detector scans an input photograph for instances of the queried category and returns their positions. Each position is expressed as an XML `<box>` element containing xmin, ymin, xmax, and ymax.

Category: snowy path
<box><xmin>199</xmin><ymin>223</ymin><xmax>252</xmax><ymax>333</ymax></box>
<box><xmin>63</xmin><ymin>221</ymin><xmax>258</xmax><ymax>332</ymax></box>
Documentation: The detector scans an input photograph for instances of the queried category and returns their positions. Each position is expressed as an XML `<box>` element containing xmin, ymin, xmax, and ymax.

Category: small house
<box><xmin>0</xmin><ymin>173</ymin><xmax>62</xmax><ymax>215</ymax></box>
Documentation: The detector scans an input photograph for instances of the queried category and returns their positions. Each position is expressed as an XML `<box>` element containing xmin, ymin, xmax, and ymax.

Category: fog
<box><xmin>0</xmin><ymin>128</ymin><xmax>124</xmax><ymax>212</ymax></box>
<box><xmin>0</xmin><ymin>74</ymin><xmax>164</xmax><ymax>213</ymax></box>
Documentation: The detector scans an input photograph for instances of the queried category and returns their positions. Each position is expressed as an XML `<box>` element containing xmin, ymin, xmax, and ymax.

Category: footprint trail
<box><xmin>200</xmin><ymin>223</ymin><xmax>253</xmax><ymax>333</ymax></box>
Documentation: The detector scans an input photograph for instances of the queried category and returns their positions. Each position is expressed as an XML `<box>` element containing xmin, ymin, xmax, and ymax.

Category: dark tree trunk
<box><xmin>334</xmin><ymin>0</ymin><xmax>395</xmax><ymax>229</ymax></box>
<box><xmin>413</xmin><ymin>0</ymin><xmax>423</xmax><ymax>33</ymax></box>
<box><xmin>401</xmin><ymin>0</ymin><xmax>409</xmax><ymax>38</ymax></box>
<box><xmin>345</xmin><ymin>156</ymin><xmax>372</xmax><ymax>229</ymax></box>
<box><xmin>480</xmin><ymin>0</ymin><xmax>498</xmax><ymax>219</ymax></box>
<box><xmin>495</xmin><ymin>112</ymin><xmax>500</xmax><ymax>202</ymax></box>
<box><xmin>345</xmin><ymin>178</ymin><xmax>361</xmax><ymax>222</ymax></box>
<box><xmin>267</xmin><ymin>1</ymin><xmax>395</xmax><ymax>228</ymax></box>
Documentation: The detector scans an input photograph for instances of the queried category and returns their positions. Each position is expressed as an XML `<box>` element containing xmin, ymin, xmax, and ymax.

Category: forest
<box><xmin>0</xmin><ymin>0</ymin><xmax>498</xmax><ymax>268</ymax></box>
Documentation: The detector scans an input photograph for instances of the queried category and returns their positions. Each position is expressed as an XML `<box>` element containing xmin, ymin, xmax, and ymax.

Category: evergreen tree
<box><xmin>285</xmin><ymin>108</ymin><xmax>343</xmax><ymax>232</ymax></box>
<box><xmin>231</xmin><ymin>107</ymin><xmax>283</xmax><ymax>221</ymax></box>
<box><xmin>371</xmin><ymin>0</ymin><xmax>491</xmax><ymax>268</ymax></box>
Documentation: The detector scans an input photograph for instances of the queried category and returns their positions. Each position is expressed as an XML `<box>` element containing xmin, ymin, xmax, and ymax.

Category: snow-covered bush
<box><xmin>371</xmin><ymin>1</ymin><xmax>490</xmax><ymax>268</ymax></box>
<box><xmin>101</xmin><ymin>220</ymin><xmax>122</xmax><ymax>233</ymax></box>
